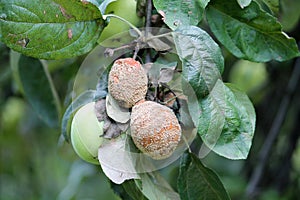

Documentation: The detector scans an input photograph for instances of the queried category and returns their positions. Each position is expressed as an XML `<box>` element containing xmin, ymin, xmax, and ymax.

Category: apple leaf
<box><xmin>98</xmin><ymin>135</ymin><xmax>140</xmax><ymax>184</ymax></box>
<box><xmin>206</xmin><ymin>0</ymin><xmax>300</xmax><ymax>62</ymax></box>
<box><xmin>136</xmin><ymin>172</ymin><xmax>180</xmax><ymax>200</ymax></box>
<box><xmin>173</xmin><ymin>26</ymin><xmax>224</xmax><ymax>98</ymax></box>
<box><xmin>106</xmin><ymin>93</ymin><xmax>130</xmax><ymax>124</ymax></box>
<box><xmin>18</xmin><ymin>55</ymin><xmax>60</xmax><ymax>127</ymax></box>
<box><xmin>110</xmin><ymin>180</ymin><xmax>148</xmax><ymax>200</ymax></box>
<box><xmin>198</xmin><ymin>80</ymin><xmax>256</xmax><ymax>159</ymax></box>
<box><xmin>280</xmin><ymin>0</ymin><xmax>300</xmax><ymax>31</ymax></box>
<box><xmin>178</xmin><ymin>152</ymin><xmax>230</xmax><ymax>200</ymax></box>
<box><xmin>0</xmin><ymin>0</ymin><xmax>104</xmax><ymax>59</ymax></box>
<box><xmin>152</xmin><ymin>0</ymin><xmax>208</xmax><ymax>30</ymax></box>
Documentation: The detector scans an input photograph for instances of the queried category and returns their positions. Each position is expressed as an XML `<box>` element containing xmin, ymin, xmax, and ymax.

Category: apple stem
<box><xmin>103</xmin><ymin>14</ymin><xmax>142</xmax><ymax>37</ymax></box>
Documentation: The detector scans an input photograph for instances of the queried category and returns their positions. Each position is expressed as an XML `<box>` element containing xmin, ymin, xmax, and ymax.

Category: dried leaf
<box><xmin>98</xmin><ymin>135</ymin><xmax>140</xmax><ymax>184</ymax></box>
<box><xmin>146</xmin><ymin>32</ymin><xmax>172</xmax><ymax>52</ymax></box>
<box><xmin>95</xmin><ymin>98</ymin><xmax>129</xmax><ymax>139</ymax></box>
<box><xmin>158</xmin><ymin>66</ymin><xmax>176</xmax><ymax>84</ymax></box>
<box><xmin>106</xmin><ymin>93</ymin><xmax>130</xmax><ymax>123</ymax></box>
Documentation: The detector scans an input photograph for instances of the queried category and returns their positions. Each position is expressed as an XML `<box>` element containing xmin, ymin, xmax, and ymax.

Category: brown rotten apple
<box><xmin>130</xmin><ymin>100</ymin><xmax>181</xmax><ymax>160</ymax></box>
<box><xmin>108</xmin><ymin>58</ymin><xmax>148</xmax><ymax>108</ymax></box>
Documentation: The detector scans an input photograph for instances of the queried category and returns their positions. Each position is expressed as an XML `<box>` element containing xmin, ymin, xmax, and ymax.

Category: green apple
<box><xmin>71</xmin><ymin>102</ymin><xmax>104</xmax><ymax>165</ymax></box>
<box><xmin>98</xmin><ymin>0</ymin><xmax>142</xmax><ymax>46</ymax></box>
<box><xmin>229</xmin><ymin>60</ymin><xmax>268</xmax><ymax>94</ymax></box>
<box><xmin>2</xmin><ymin>97</ymin><xmax>26</xmax><ymax>132</ymax></box>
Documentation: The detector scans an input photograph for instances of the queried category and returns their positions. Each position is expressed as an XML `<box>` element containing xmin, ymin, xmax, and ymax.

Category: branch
<box><xmin>145</xmin><ymin>0</ymin><xmax>152</xmax><ymax>63</ymax></box>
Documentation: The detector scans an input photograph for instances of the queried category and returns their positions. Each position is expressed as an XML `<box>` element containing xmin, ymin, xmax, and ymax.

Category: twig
<box><xmin>275</xmin><ymin>109</ymin><xmax>300</xmax><ymax>191</ymax></box>
<box><xmin>246</xmin><ymin>55</ymin><xmax>300</xmax><ymax>197</ymax></box>
<box><xmin>145</xmin><ymin>0</ymin><xmax>152</xmax><ymax>63</ymax></box>
<box><xmin>103</xmin><ymin>14</ymin><xmax>142</xmax><ymax>37</ymax></box>
<box><xmin>104</xmin><ymin>42</ymin><xmax>137</xmax><ymax>57</ymax></box>
<box><xmin>145</xmin><ymin>0</ymin><xmax>152</xmax><ymax>37</ymax></box>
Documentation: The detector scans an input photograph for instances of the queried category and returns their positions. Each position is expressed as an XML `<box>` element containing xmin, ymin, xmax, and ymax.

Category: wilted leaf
<box><xmin>178</xmin><ymin>152</ymin><xmax>230</xmax><ymax>200</ymax></box>
<box><xmin>98</xmin><ymin>135</ymin><xmax>140</xmax><ymax>184</ymax></box>
<box><xmin>158</xmin><ymin>67</ymin><xmax>176</xmax><ymax>84</ymax></box>
<box><xmin>146</xmin><ymin>31</ymin><xmax>172</xmax><ymax>52</ymax></box>
<box><xmin>206</xmin><ymin>0</ymin><xmax>300</xmax><ymax>62</ymax></box>
<box><xmin>198</xmin><ymin>80</ymin><xmax>256</xmax><ymax>159</ymax></box>
<box><xmin>173</xmin><ymin>26</ymin><xmax>224</xmax><ymax>98</ymax></box>
<box><xmin>18</xmin><ymin>55</ymin><xmax>60</xmax><ymax>127</ymax></box>
<box><xmin>94</xmin><ymin>68</ymin><xmax>109</xmax><ymax>100</ymax></box>
<box><xmin>95</xmin><ymin>98</ymin><xmax>128</xmax><ymax>139</ymax></box>
<box><xmin>106</xmin><ymin>93</ymin><xmax>130</xmax><ymax>123</ymax></box>
<box><xmin>0</xmin><ymin>0</ymin><xmax>104</xmax><ymax>59</ymax></box>
<box><xmin>147</xmin><ymin>62</ymin><xmax>177</xmax><ymax>86</ymax></box>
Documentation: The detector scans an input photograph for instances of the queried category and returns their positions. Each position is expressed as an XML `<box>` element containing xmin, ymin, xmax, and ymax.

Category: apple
<box><xmin>71</xmin><ymin>102</ymin><xmax>104</xmax><ymax>165</ymax></box>
<box><xmin>229</xmin><ymin>59</ymin><xmax>268</xmax><ymax>96</ymax></box>
<box><xmin>98</xmin><ymin>0</ymin><xmax>142</xmax><ymax>46</ymax></box>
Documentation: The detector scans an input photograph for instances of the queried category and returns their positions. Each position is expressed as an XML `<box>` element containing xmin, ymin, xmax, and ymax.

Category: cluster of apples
<box><xmin>71</xmin><ymin>58</ymin><xmax>182</xmax><ymax>164</ymax></box>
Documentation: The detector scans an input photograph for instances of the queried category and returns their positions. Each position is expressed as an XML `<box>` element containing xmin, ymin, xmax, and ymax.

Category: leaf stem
<box><xmin>182</xmin><ymin>135</ymin><xmax>192</xmax><ymax>153</ymax></box>
<box><xmin>103</xmin><ymin>14</ymin><xmax>142</xmax><ymax>37</ymax></box>
<box><xmin>146</xmin><ymin>32</ymin><xmax>172</xmax><ymax>42</ymax></box>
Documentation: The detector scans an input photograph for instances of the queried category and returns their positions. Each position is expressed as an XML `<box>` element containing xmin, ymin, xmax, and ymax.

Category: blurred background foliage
<box><xmin>1</xmin><ymin>1</ymin><xmax>300</xmax><ymax>199</ymax></box>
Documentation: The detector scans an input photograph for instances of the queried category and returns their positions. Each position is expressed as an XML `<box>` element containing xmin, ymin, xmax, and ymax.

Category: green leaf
<box><xmin>10</xmin><ymin>50</ymin><xmax>24</xmax><ymax>93</ymax></box>
<box><xmin>178</xmin><ymin>152</ymin><xmax>231</xmax><ymax>200</ymax></box>
<box><xmin>18</xmin><ymin>55</ymin><xmax>61</xmax><ymax>127</ymax></box>
<box><xmin>111</xmin><ymin>180</ymin><xmax>147</xmax><ymax>200</ymax></box>
<box><xmin>236</xmin><ymin>0</ymin><xmax>252</xmax><ymax>8</ymax></box>
<box><xmin>152</xmin><ymin>0</ymin><xmax>208</xmax><ymax>30</ymax></box>
<box><xmin>136</xmin><ymin>172</ymin><xmax>180</xmax><ymax>200</ymax></box>
<box><xmin>260</xmin><ymin>0</ymin><xmax>279</xmax><ymax>14</ymax></box>
<box><xmin>173</xmin><ymin>26</ymin><xmax>224</xmax><ymax>98</ymax></box>
<box><xmin>198</xmin><ymin>80</ymin><xmax>256</xmax><ymax>159</ymax></box>
<box><xmin>206</xmin><ymin>0</ymin><xmax>300</xmax><ymax>62</ymax></box>
<box><xmin>122</xmin><ymin>180</ymin><xmax>148</xmax><ymax>200</ymax></box>
<box><xmin>61</xmin><ymin>90</ymin><xmax>96</xmax><ymax>142</ymax></box>
<box><xmin>280</xmin><ymin>0</ymin><xmax>300</xmax><ymax>31</ymax></box>
<box><xmin>0</xmin><ymin>0</ymin><xmax>104</xmax><ymax>59</ymax></box>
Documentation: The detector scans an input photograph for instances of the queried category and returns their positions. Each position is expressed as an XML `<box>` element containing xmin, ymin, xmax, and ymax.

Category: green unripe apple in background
<box><xmin>98</xmin><ymin>0</ymin><xmax>142</xmax><ymax>46</ymax></box>
<box><xmin>71</xmin><ymin>102</ymin><xmax>104</xmax><ymax>165</ymax></box>
<box><xmin>229</xmin><ymin>59</ymin><xmax>268</xmax><ymax>103</ymax></box>
<box><xmin>229</xmin><ymin>60</ymin><xmax>268</xmax><ymax>93</ymax></box>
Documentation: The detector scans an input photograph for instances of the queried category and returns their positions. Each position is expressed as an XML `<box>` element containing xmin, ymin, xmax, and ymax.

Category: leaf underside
<box><xmin>18</xmin><ymin>55</ymin><xmax>60</xmax><ymax>127</ymax></box>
